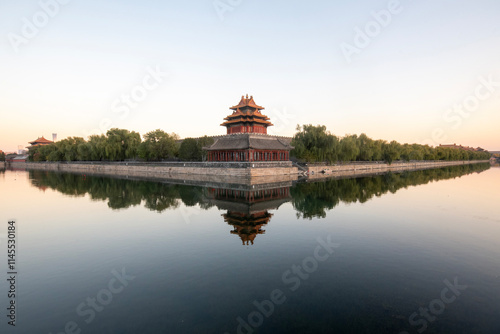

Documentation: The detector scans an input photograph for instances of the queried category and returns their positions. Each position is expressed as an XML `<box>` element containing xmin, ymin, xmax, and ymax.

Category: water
<box><xmin>0</xmin><ymin>164</ymin><xmax>499</xmax><ymax>334</ymax></box>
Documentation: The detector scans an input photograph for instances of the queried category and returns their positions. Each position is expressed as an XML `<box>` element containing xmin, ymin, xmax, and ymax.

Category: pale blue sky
<box><xmin>1</xmin><ymin>0</ymin><xmax>500</xmax><ymax>152</ymax></box>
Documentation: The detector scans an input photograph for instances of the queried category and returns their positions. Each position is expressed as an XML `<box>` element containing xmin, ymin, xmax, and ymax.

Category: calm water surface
<box><xmin>0</xmin><ymin>164</ymin><xmax>499</xmax><ymax>334</ymax></box>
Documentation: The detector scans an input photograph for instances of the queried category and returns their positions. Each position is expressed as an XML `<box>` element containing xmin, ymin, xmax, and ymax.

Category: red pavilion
<box><xmin>204</xmin><ymin>95</ymin><xmax>293</xmax><ymax>162</ymax></box>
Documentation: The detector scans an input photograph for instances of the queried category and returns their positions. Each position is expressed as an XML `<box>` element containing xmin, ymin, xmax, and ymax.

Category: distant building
<box><xmin>27</xmin><ymin>136</ymin><xmax>54</xmax><ymax>150</ymax></box>
<box><xmin>5</xmin><ymin>153</ymin><xmax>19</xmax><ymax>162</ymax></box>
<box><xmin>11</xmin><ymin>155</ymin><xmax>29</xmax><ymax>163</ymax></box>
<box><xmin>204</xmin><ymin>95</ymin><xmax>293</xmax><ymax>162</ymax></box>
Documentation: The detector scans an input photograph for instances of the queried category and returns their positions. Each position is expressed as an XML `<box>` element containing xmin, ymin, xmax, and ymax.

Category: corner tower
<box><xmin>204</xmin><ymin>95</ymin><xmax>293</xmax><ymax>162</ymax></box>
<box><xmin>221</xmin><ymin>95</ymin><xmax>273</xmax><ymax>135</ymax></box>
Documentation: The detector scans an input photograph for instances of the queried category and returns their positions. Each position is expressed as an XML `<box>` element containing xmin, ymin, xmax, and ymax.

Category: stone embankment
<box><xmin>7</xmin><ymin>161</ymin><xmax>298</xmax><ymax>178</ymax></box>
<box><xmin>306</xmin><ymin>160</ymin><xmax>490</xmax><ymax>180</ymax></box>
<box><xmin>4</xmin><ymin>160</ymin><xmax>490</xmax><ymax>182</ymax></box>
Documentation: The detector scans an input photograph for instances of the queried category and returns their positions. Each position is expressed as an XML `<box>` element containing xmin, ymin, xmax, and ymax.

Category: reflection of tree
<box><xmin>178</xmin><ymin>186</ymin><xmax>205</xmax><ymax>207</ymax></box>
<box><xmin>28</xmin><ymin>163</ymin><xmax>490</xmax><ymax>218</ymax></box>
<box><xmin>28</xmin><ymin>171</ymin><xmax>212</xmax><ymax>212</ymax></box>
<box><xmin>88</xmin><ymin>178</ymin><xmax>143</xmax><ymax>209</ymax></box>
<box><xmin>291</xmin><ymin>163</ymin><xmax>491</xmax><ymax>219</ymax></box>
<box><xmin>142</xmin><ymin>184</ymin><xmax>181</xmax><ymax>212</ymax></box>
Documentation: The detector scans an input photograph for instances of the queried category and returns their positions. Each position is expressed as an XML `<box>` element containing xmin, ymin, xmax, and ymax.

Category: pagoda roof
<box><xmin>204</xmin><ymin>133</ymin><xmax>293</xmax><ymax>151</ymax></box>
<box><xmin>29</xmin><ymin>136</ymin><xmax>54</xmax><ymax>145</ymax></box>
<box><xmin>212</xmin><ymin>196</ymin><xmax>291</xmax><ymax>214</ymax></box>
<box><xmin>223</xmin><ymin>111</ymin><xmax>269</xmax><ymax>120</ymax></box>
<box><xmin>230</xmin><ymin>95</ymin><xmax>264</xmax><ymax>110</ymax></box>
<box><xmin>221</xmin><ymin>117</ymin><xmax>273</xmax><ymax>127</ymax></box>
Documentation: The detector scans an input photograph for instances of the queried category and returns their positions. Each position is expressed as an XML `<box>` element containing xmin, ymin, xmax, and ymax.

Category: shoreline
<box><xmin>305</xmin><ymin>160</ymin><xmax>490</xmax><ymax>179</ymax></box>
<box><xmin>2</xmin><ymin>160</ymin><xmax>491</xmax><ymax>185</ymax></box>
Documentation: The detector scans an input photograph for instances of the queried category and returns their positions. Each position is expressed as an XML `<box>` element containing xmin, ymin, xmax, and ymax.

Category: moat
<box><xmin>0</xmin><ymin>163</ymin><xmax>499</xmax><ymax>333</ymax></box>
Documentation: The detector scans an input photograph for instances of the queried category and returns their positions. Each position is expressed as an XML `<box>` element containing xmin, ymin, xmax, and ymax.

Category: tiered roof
<box><xmin>29</xmin><ymin>136</ymin><xmax>54</xmax><ymax>146</ymax></box>
<box><xmin>204</xmin><ymin>133</ymin><xmax>293</xmax><ymax>151</ymax></box>
<box><xmin>230</xmin><ymin>95</ymin><xmax>265</xmax><ymax>110</ymax></box>
<box><xmin>225</xmin><ymin>211</ymin><xmax>271</xmax><ymax>246</ymax></box>
<box><xmin>221</xmin><ymin>95</ymin><xmax>273</xmax><ymax>128</ymax></box>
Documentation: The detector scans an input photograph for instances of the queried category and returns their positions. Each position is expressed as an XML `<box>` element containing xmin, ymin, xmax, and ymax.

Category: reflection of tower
<box><xmin>224</xmin><ymin>211</ymin><xmax>273</xmax><ymax>246</ymax></box>
<box><xmin>208</xmin><ymin>186</ymin><xmax>291</xmax><ymax>245</ymax></box>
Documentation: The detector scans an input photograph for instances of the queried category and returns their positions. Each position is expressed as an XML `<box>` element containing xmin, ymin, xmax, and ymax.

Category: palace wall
<box><xmin>306</xmin><ymin>160</ymin><xmax>490</xmax><ymax>179</ymax></box>
<box><xmin>5</xmin><ymin>160</ymin><xmax>490</xmax><ymax>183</ymax></box>
<box><xmin>8</xmin><ymin>161</ymin><xmax>299</xmax><ymax>178</ymax></box>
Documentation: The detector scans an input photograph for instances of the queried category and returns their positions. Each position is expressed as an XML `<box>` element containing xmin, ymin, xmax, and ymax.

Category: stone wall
<box><xmin>10</xmin><ymin>161</ymin><xmax>298</xmax><ymax>178</ymax></box>
<box><xmin>306</xmin><ymin>160</ymin><xmax>490</xmax><ymax>180</ymax></box>
<box><xmin>6</xmin><ymin>160</ymin><xmax>490</xmax><ymax>182</ymax></box>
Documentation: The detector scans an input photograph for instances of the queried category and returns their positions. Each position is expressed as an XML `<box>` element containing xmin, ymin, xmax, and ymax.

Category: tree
<box><xmin>372</xmin><ymin>140</ymin><xmax>384</xmax><ymax>161</ymax></box>
<box><xmin>138</xmin><ymin>129</ymin><xmax>178</xmax><ymax>161</ymax></box>
<box><xmin>105</xmin><ymin>128</ymin><xmax>141</xmax><ymax>161</ymax></box>
<box><xmin>47</xmin><ymin>146</ymin><xmax>64</xmax><ymax>161</ymax></box>
<box><xmin>382</xmin><ymin>141</ymin><xmax>401</xmax><ymax>165</ymax></box>
<box><xmin>357</xmin><ymin>133</ymin><xmax>374</xmax><ymax>161</ymax></box>
<box><xmin>177</xmin><ymin>136</ymin><xmax>215</xmax><ymax>161</ymax></box>
<box><xmin>400</xmin><ymin>144</ymin><xmax>412</xmax><ymax>162</ymax></box>
<box><xmin>0</xmin><ymin>151</ymin><xmax>5</xmax><ymax>162</ymax></box>
<box><xmin>422</xmin><ymin>145</ymin><xmax>436</xmax><ymax>161</ymax></box>
<box><xmin>56</xmin><ymin>137</ymin><xmax>86</xmax><ymax>161</ymax></box>
<box><xmin>339</xmin><ymin>135</ymin><xmax>359</xmax><ymax>162</ymax></box>
<box><xmin>29</xmin><ymin>146</ymin><xmax>41</xmax><ymax>162</ymax></box>
<box><xmin>435</xmin><ymin>147</ymin><xmax>449</xmax><ymax>161</ymax></box>
<box><xmin>40</xmin><ymin>144</ymin><xmax>57</xmax><ymax>161</ymax></box>
<box><xmin>27</xmin><ymin>144</ymin><xmax>57</xmax><ymax>162</ymax></box>
<box><xmin>409</xmin><ymin>144</ymin><xmax>424</xmax><ymax>161</ymax></box>
<box><xmin>87</xmin><ymin>135</ymin><xmax>107</xmax><ymax>161</ymax></box>
<box><xmin>179</xmin><ymin>138</ymin><xmax>200</xmax><ymax>161</ymax></box>
<box><xmin>291</xmin><ymin>124</ymin><xmax>339</xmax><ymax>163</ymax></box>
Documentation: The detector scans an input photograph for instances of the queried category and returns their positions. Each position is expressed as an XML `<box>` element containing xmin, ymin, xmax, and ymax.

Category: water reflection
<box><xmin>207</xmin><ymin>187</ymin><xmax>291</xmax><ymax>245</ymax></box>
<box><xmin>291</xmin><ymin>163</ymin><xmax>491</xmax><ymax>219</ymax></box>
<box><xmin>4</xmin><ymin>163</ymin><xmax>498</xmax><ymax>333</ymax></box>
<box><xmin>28</xmin><ymin>163</ymin><xmax>490</xmax><ymax>222</ymax></box>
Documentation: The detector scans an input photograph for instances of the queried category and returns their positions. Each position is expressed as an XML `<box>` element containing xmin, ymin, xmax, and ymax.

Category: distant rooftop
<box><xmin>29</xmin><ymin>136</ymin><xmax>54</xmax><ymax>145</ymax></box>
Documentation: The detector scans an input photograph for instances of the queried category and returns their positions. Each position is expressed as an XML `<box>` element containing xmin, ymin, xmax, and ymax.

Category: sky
<box><xmin>1</xmin><ymin>0</ymin><xmax>499</xmax><ymax>152</ymax></box>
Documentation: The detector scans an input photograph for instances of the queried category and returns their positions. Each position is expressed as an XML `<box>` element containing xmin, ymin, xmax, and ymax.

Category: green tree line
<box><xmin>29</xmin><ymin>128</ymin><xmax>214</xmax><ymax>162</ymax></box>
<box><xmin>291</xmin><ymin>124</ymin><xmax>491</xmax><ymax>164</ymax></box>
